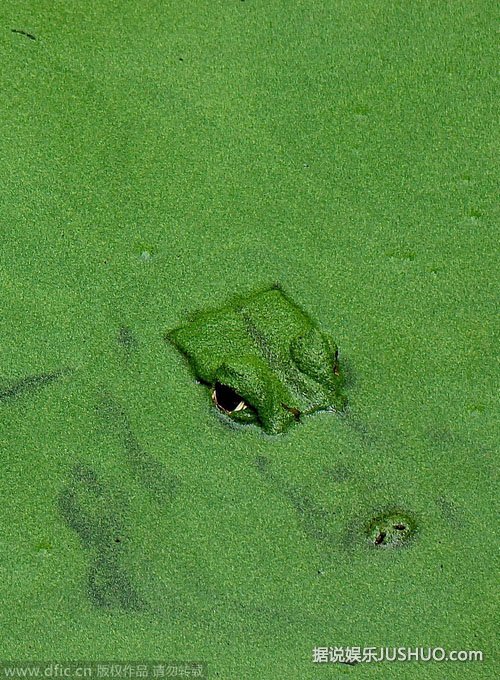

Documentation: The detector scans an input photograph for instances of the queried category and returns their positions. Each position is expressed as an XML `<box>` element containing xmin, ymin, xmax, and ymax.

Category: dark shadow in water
<box><xmin>97</xmin><ymin>393</ymin><xmax>180</xmax><ymax>508</ymax></box>
<box><xmin>87</xmin><ymin>552</ymin><xmax>145</xmax><ymax>611</ymax></box>
<box><xmin>58</xmin><ymin>462</ymin><xmax>146</xmax><ymax>611</ymax></box>
<box><xmin>0</xmin><ymin>370</ymin><xmax>68</xmax><ymax>404</ymax></box>
<box><xmin>116</xmin><ymin>326</ymin><xmax>138</xmax><ymax>362</ymax></box>
<box><xmin>253</xmin><ymin>455</ymin><xmax>337</xmax><ymax>547</ymax></box>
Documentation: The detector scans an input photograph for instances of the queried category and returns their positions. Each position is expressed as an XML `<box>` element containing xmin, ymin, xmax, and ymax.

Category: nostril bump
<box><xmin>366</xmin><ymin>510</ymin><xmax>416</xmax><ymax>549</ymax></box>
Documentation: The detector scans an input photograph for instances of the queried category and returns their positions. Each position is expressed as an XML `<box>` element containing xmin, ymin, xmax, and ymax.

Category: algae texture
<box><xmin>0</xmin><ymin>0</ymin><xmax>497</xmax><ymax>678</ymax></box>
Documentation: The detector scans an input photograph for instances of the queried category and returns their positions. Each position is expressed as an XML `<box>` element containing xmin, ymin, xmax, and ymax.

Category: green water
<box><xmin>0</xmin><ymin>1</ymin><xmax>497</xmax><ymax>678</ymax></box>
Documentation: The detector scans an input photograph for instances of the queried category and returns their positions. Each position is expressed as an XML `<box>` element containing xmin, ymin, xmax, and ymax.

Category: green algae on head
<box><xmin>167</xmin><ymin>286</ymin><xmax>346</xmax><ymax>434</ymax></box>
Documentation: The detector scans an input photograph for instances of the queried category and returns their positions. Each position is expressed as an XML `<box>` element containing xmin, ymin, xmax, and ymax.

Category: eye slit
<box><xmin>212</xmin><ymin>382</ymin><xmax>248</xmax><ymax>414</ymax></box>
<box><xmin>393</xmin><ymin>524</ymin><xmax>406</xmax><ymax>531</ymax></box>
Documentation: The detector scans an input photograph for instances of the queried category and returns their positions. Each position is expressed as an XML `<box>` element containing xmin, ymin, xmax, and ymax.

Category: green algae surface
<box><xmin>0</xmin><ymin>1</ymin><xmax>497</xmax><ymax>678</ymax></box>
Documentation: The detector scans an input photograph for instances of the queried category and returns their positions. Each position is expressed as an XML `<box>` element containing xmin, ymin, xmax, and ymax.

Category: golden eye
<box><xmin>212</xmin><ymin>382</ymin><xmax>248</xmax><ymax>414</ymax></box>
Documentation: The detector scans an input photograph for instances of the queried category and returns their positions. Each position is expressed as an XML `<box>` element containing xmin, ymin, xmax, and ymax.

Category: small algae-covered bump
<box><xmin>366</xmin><ymin>510</ymin><xmax>416</xmax><ymax>549</ymax></box>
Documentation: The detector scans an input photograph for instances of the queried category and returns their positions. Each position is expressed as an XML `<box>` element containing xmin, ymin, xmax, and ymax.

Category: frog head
<box><xmin>167</xmin><ymin>286</ymin><xmax>346</xmax><ymax>434</ymax></box>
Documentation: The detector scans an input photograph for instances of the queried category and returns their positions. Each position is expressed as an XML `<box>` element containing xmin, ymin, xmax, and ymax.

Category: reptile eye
<box><xmin>212</xmin><ymin>382</ymin><xmax>248</xmax><ymax>414</ymax></box>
